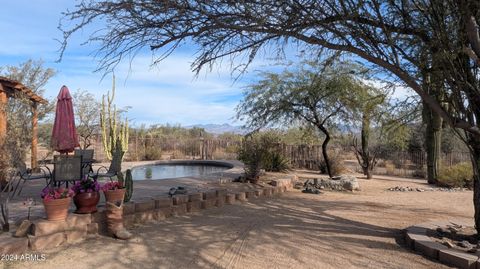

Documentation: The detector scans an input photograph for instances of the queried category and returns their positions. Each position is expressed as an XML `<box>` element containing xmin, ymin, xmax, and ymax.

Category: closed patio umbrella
<box><xmin>51</xmin><ymin>85</ymin><xmax>79</xmax><ymax>154</ymax></box>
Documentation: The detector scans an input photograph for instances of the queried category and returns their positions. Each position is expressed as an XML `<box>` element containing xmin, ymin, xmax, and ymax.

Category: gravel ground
<box><xmin>4</xmin><ymin>172</ymin><xmax>472</xmax><ymax>269</ymax></box>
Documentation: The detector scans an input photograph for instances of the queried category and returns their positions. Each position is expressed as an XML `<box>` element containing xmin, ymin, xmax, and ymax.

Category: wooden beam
<box><xmin>31</xmin><ymin>102</ymin><xmax>38</xmax><ymax>169</ymax></box>
<box><xmin>0</xmin><ymin>84</ymin><xmax>7</xmax><ymax>142</ymax></box>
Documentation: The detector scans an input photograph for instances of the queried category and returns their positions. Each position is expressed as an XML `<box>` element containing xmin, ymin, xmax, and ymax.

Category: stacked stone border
<box><xmin>0</xmin><ymin>178</ymin><xmax>294</xmax><ymax>255</ymax></box>
<box><xmin>405</xmin><ymin>220</ymin><xmax>478</xmax><ymax>269</ymax></box>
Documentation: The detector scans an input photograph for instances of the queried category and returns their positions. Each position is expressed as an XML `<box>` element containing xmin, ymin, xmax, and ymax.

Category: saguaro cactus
<box><xmin>100</xmin><ymin>76</ymin><xmax>129</xmax><ymax>173</ymax></box>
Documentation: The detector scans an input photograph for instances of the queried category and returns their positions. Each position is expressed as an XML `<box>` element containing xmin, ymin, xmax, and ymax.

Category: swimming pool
<box><xmin>131</xmin><ymin>162</ymin><xmax>231</xmax><ymax>180</ymax></box>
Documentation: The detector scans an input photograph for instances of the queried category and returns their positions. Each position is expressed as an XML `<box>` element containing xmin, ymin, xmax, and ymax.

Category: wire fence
<box><xmin>78</xmin><ymin>135</ymin><xmax>472</xmax><ymax>178</ymax></box>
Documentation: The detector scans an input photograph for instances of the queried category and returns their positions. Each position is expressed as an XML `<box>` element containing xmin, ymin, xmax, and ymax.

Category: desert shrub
<box><xmin>263</xmin><ymin>151</ymin><xmax>290</xmax><ymax>172</ymax></box>
<box><xmin>437</xmin><ymin>162</ymin><xmax>473</xmax><ymax>188</ymax></box>
<box><xmin>318</xmin><ymin>152</ymin><xmax>345</xmax><ymax>176</ymax></box>
<box><xmin>376</xmin><ymin>159</ymin><xmax>386</xmax><ymax>168</ymax></box>
<box><xmin>144</xmin><ymin>147</ymin><xmax>163</xmax><ymax>160</ymax></box>
<box><xmin>211</xmin><ymin>148</ymin><xmax>226</xmax><ymax>159</ymax></box>
<box><xmin>411</xmin><ymin>166</ymin><xmax>426</xmax><ymax>179</ymax></box>
<box><xmin>171</xmin><ymin>150</ymin><xmax>185</xmax><ymax>159</ymax></box>
<box><xmin>237</xmin><ymin>138</ymin><xmax>266</xmax><ymax>182</ymax></box>
<box><xmin>237</xmin><ymin>131</ymin><xmax>291</xmax><ymax>181</ymax></box>
<box><xmin>212</xmin><ymin>148</ymin><xmax>238</xmax><ymax>160</ymax></box>
<box><xmin>385</xmin><ymin>160</ymin><xmax>396</xmax><ymax>175</ymax></box>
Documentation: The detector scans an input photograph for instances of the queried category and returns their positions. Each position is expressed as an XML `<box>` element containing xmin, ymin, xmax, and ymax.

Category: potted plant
<box><xmin>102</xmin><ymin>181</ymin><xmax>125</xmax><ymax>202</ymax></box>
<box><xmin>72</xmin><ymin>177</ymin><xmax>101</xmax><ymax>214</ymax></box>
<box><xmin>41</xmin><ymin>187</ymin><xmax>74</xmax><ymax>221</ymax></box>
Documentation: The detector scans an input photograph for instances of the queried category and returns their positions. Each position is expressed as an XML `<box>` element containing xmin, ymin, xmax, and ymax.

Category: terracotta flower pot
<box><xmin>103</xmin><ymin>188</ymin><xmax>125</xmax><ymax>203</ymax></box>
<box><xmin>73</xmin><ymin>192</ymin><xmax>100</xmax><ymax>214</ymax></box>
<box><xmin>43</xmin><ymin>197</ymin><xmax>71</xmax><ymax>221</ymax></box>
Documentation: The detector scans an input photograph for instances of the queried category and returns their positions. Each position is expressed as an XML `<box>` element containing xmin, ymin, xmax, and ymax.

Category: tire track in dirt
<box><xmin>211</xmin><ymin>222</ymin><xmax>256</xmax><ymax>268</ymax></box>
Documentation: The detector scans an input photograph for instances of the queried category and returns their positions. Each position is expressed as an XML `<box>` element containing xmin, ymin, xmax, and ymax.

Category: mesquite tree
<box><xmin>0</xmin><ymin>60</ymin><xmax>55</xmax><ymax>184</ymax></box>
<box><xmin>73</xmin><ymin>90</ymin><xmax>100</xmax><ymax>150</ymax></box>
<box><xmin>59</xmin><ymin>0</ymin><xmax>480</xmax><ymax>234</ymax></box>
<box><xmin>236</xmin><ymin>58</ymin><xmax>354</xmax><ymax>178</ymax></box>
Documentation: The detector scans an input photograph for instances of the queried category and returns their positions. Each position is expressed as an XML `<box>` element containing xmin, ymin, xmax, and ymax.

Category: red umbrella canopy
<box><xmin>51</xmin><ymin>85</ymin><xmax>79</xmax><ymax>154</ymax></box>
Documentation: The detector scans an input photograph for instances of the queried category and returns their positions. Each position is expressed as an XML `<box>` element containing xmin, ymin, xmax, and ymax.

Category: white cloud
<box><xmin>45</xmin><ymin>53</ymin><xmax>247</xmax><ymax>126</ymax></box>
<box><xmin>0</xmin><ymin>0</ymin><xmax>270</xmax><ymax>126</ymax></box>
<box><xmin>362</xmin><ymin>78</ymin><xmax>417</xmax><ymax>101</ymax></box>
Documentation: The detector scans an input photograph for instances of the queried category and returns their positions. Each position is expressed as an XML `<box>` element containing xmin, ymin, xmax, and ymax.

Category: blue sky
<box><xmin>0</xmin><ymin>0</ymin><xmax>279</xmax><ymax>126</ymax></box>
<box><xmin>0</xmin><ymin>1</ymin><xmax>414</xmax><ymax>127</ymax></box>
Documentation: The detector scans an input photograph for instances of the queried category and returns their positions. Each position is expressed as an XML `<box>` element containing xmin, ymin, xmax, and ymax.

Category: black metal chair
<box><xmin>89</xmin><ymin>162</ymin><xmax>120</xmax><ymax>181</ymax></box>
<box><xmin>74</xmin><ymin>149</ymin><xmax>94</xmax><ymax>178</ymax></box>
<box><xmin>16</xmin><ymin>161</ymin><xmax>52</xmax><ymax>191</ymax></box>
<box><xmin>1</xmin><ymin>168</ymin><xmax>26</xmax><ymax>231</ymax></box>
<box><xmin>52</xmin><ymin>155</ymin><xmax>82</xmax><ymax>187</ymax></box>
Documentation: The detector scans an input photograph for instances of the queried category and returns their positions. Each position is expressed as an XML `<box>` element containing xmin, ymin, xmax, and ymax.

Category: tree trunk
<box><xmin>470</xmin><ymin>138</ymin><xmax>480</xmax><ymax>235</ymax></box>
<box><xmin>317</xmin><ymin>124</ymin><xmax>332</xmax><ymax>178</ymax></box>
<box><xmin>361</xmin><ymin>113</ymin><xmax>373</xmax><ymax>179</ymax></box>
<box><xmin>1</xmin><ymin>203</ymin><xmax>9</xmax><ymax>232</ymax></box>
<box><xmin>365</xmin><ymin>168</ymin><xmax>372</xmax><ymax>179</ymax></box>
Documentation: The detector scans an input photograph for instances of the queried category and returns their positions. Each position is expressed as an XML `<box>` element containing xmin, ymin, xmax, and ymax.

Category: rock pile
<box><xmin>387</xmin><ymin>186</ymin><xmax>468</xmax><ymax>192</ymax></box>
<box><xmin>435</xmin><ymin>224</ymin><xmax>480</xmax><ymax>253</ymax></box>
<box><xmin>300</xmin><ymin>175</ymin><xmax>360</xmax><ymax>193</ymax></box>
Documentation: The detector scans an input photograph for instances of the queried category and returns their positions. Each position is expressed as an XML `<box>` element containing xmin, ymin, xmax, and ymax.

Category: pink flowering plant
<box><xmin>101</xmin><ymin>181</ymin><xmax>124</xmax><ymax>192</ymax></box>
<box><xmin>41</xmin><ymin>187</ymin><xmax>74</xmax><ymax>202</ymax></box>
<box><xmin>72</xmin><ymin>177</ymin><xmax>100</xmax><ymax>194</ymax></box>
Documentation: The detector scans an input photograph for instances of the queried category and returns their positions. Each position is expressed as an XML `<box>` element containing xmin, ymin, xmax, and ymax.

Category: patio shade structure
<box><xmin>0</xmin><ymin>76</ymin><xmax>48</xmax><ymax>169</ymax></box>
<box><xmin>51</xmin><ymin>85</ymin><xmax>79</xmax><ymax>154</ymax></box>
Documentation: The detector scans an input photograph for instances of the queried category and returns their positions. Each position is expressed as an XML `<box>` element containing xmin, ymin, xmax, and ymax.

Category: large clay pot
<box><xmin>43</xmin><ymin>197</ymin><xmax>71</xmax><ymax>221</ymax></box>
<box><xmin>103</xmin><ymin>188</ymin><xmax>125</xmax><ymax>203</ymax></box>
<box><xmin>73</xmin><ymin>192</ymin><xmax>100</xmax><ymax>214</ymax></box>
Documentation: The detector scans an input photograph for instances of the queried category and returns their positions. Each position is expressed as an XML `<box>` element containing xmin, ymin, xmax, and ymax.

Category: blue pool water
<box><xmin>131</xmin><ymin>164</ymin><xmax>229</xmax><ymax>180</ymax></box>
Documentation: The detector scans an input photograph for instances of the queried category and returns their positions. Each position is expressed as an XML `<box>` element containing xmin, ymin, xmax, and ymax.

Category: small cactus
<box><xmin>123</xmin><ymin>169</ymin><xmax>133</xmax><ymax>202</ymax></box>
<box><xmin>145</xmin><ymin>167</ymin><xmax>152</xmax><ymax>179</ymax></box>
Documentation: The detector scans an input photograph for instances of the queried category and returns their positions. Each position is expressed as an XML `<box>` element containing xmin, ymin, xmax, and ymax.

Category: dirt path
<box><xmin>4</xmin><ymin>174</ymin><xmax>472</xmax><ymax>269</ymax></box>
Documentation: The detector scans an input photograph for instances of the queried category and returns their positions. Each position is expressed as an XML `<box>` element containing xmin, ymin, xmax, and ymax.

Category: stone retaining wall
<box><xmin>0</xmin><ymin>178</ymin><xmax>294</xmax><ymax>255</ymax></box>
<box><xmin>405</xmin><ymin>221</ymin><xmax>478</xmax><ymax>269</ymax></box>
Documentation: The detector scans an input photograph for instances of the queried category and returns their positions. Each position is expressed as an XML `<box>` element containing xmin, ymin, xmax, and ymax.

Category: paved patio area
<box><xmin>7</xmin><ymin>160</ymin><xmax>243</xmax><ymax>225</ymax></box>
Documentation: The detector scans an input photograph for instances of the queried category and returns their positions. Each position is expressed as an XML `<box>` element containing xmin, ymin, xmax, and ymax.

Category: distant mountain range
<box><xmin>186</xmin><ymin>123</ymin><xmax>247</xmax><ymax>135</ymax></box>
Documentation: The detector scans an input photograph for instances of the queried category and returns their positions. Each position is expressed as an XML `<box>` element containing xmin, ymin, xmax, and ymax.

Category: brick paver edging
<box><xmin>0</xmin><ymin>178</ymin><xmax>294</xmax><ymax>255</ymax></box>
<box><xmin>405</xmin><ymin>220</ymin><xmax>478</xmax><ymax>269</ymax></box>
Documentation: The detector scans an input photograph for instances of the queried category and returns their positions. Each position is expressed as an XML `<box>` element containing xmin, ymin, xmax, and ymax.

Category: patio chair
<box><xmin>15</xmin><ymin>160</ymin><xmax>52</xmax><ymax>192</ymax></box>
<box><xmin>51</xmin><ymin>155</ymin><xmax>82</xmax><ymax>187</ymax></box>
<box><xmin>89</xmin><ymin>162</ymin><xmax>120</xmax><ymax>181</ymax></box>
<box><xmin>74</xmin><ymin>149</ymin><xmax>95</xmax><ymax>178</ymax></box>
<box><xmin>1</xmin><ymin>168</ymin><xmax>25</xmax><ymax>231</ymax></box>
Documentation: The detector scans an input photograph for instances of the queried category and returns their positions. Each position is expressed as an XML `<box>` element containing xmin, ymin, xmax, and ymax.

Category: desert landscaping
<box><xmin>2</xmin><ymin>1</ymin><xmax>480</xmax><ymax>269</ymax></box>
<box><xmin>1</xmin><ymin>172</ymin><xmax>471</xmax><ymax>269</ymax></box>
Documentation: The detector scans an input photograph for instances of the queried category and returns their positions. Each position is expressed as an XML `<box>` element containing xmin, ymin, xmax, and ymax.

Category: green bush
<box><xmin>144</xmin><ymin>147</ymin><xmax>163</xmax><ymax>160</ymax></box>
<box><xmin>263</xmin><ymin>151</ymin><xmax>290</xmax><ymax>172</ymax></box>
<box><xmin>237</xmin><ymin>132</ymin><xmax>290</xmax><ymax>181</ymax></box>
<box><xmin>237</xmin><ymin>138</ymin><xmax>265</xmax><ymax>182</ymax></box>
<box><xmin>437</xmin><ymin>162</ymin><xmax>473</xmax><ymax>188</ymax></box>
